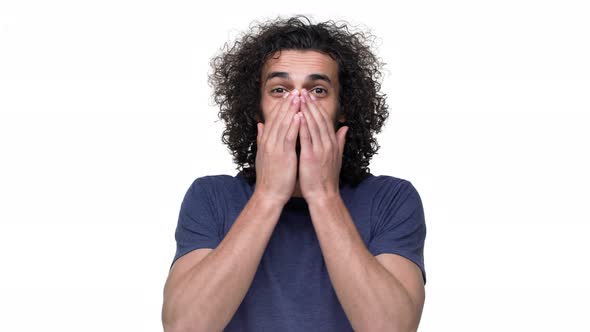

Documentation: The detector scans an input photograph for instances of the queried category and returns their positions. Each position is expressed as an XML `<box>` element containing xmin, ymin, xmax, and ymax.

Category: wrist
<box><xmin>304</xmin><ymin>192</ymin><xmax>341</xmax><ymax>208</ymax></box>
<box><xmin>251</xmin><ymin>190</ymin><xmax>287</xmax><ymax>209</ymax></box>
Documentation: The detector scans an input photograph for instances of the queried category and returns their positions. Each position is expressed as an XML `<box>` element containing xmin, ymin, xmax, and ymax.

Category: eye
<box><xmin>270</xmin><ymin>87</ymin><xmax>287</xmax><ymax>94</ymax></box>
<box><xmin>310</xmin><ymin>87</ymin><xmax>327</xmax><ymax>96</ymax></box>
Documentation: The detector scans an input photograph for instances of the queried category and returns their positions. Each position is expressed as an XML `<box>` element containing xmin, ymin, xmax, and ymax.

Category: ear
<box><xmin>337</xmin><ymin>108</ymin><xmax>346</xmax><ymax>123</ymax></box>
<box><xmin>255</xmin><ymin>106</ymin><xmax>264</xmax><ymax>123</ymax></box>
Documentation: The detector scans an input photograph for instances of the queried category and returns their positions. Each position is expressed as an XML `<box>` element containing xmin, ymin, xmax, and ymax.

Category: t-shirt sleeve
<box><xmin>368</xmin><ymin>178</ymin><xmax>427</xmax><ymax>285</ymax></box>
<box><xmin>170</xmin><ymin>177</ymin><xmax>222</xmax><ymax>270</ymax></box>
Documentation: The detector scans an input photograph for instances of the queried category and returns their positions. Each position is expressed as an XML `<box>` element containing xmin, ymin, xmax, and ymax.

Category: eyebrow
<box><xmin>265</xmin><ymin>71</ymin><xmax>333</xmax><ymax>86</ymax></box>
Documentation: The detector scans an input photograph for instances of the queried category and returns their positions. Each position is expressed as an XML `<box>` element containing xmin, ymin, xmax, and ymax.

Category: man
<box><xmin>162</xmin><ymin>15</ymin><xmax>427</xmax><ymax>332</ymax></box>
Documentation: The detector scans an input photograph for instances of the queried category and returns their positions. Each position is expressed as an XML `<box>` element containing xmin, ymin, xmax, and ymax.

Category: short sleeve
<box><xmin>170</xmin><ymin>177</ymin><xmax>222</xmax><ymax>270</ymax></box>
<box><xmin>368</xmin><ymin>179</ymin><xmax>427</xmax><ymax>285</ymax></box>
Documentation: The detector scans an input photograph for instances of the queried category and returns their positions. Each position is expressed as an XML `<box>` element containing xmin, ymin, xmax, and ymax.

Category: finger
<box><xmin>284</xmin><ymin>111</ymin><xmax>302</xmax><ymax>151</ymax></box>
<box><xmin>257</xmin><ymin>122</ymin><xmax>264</xmax><ymax>146</ymax></box>
<box><xmin>269</xmin><ymin>90</ymin><xmax>300</xmax><ymax>147</ymax></box>
<box><xmin>262</xmin><ymin>91</ymin><xmax>292</xmax><ymax>143</ymax></box>
<box><xmin>301</xmin><ymin>90</ymin><xmax>333</xmax><ymax>148</ymax></box>
<box><xmin>303</xmin><ymin>89</ymin><xmax>333</xmax><ymax>133</ymax></box>
<box><xmin>270</xmin><ymin>90</ymin><xmax>292</xmax><ymax>121</ymax></box>
<box><xmin>298</xmin><ymin>109</ymin><xmax>312</xmax><ymax>154</ymax></box>
<box><xmin>336</xmin><ymin>125</ymin><xmax>349</xmax><ymax>155</ymax></box>
<box><xmin>300</xmin><ymin>93</ymin><xmax>324</xmax><ymax>149</ymax></box>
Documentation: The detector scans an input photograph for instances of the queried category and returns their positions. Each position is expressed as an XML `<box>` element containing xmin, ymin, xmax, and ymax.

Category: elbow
<box><xmin>162</xmin><ymin>308</ymin><xmax>214</xmax><ymax>332</ymax></box>
<box><xmin>376</xmin><ymin>324</ymin><xmax>417</xmax><ymax>332</ymax></box>
<box><xmin>163</xmin><ymin>318</ymin><xmax>208</xmax><ymax>332</ymax></box>
<box><xmin>162</xmin><ymin>310</ymin><xmax>185</xmax><ymax>332</ymax></box>
<box><xmin>162</xmin><ymin>295</ymin><xmax>216</xmax><ymax>332</ymax></box>
<box><xmin>162</xmin><ymin>305</ymin><xmax>204</xmax><ymax>332</ymax></box>
<box><xmin>377</xmin><ymin>310</ymin><xmax>421</xmax><ymax>332</ymax></box>
<box><xmin>162</xmin><ymin>322</ymin><xmax>186</xmax><ymax>332</ymax></box>
<box><xmin>393</xmin><ymin>315</ymin><xmax>421</xmax><ymax>332</ymax></box>
<box><xmin>361</xmin><ymin>319</ymin><xmax>416</xmax><ymax>332</ymax></box>
<box><xmin>380</xmin><ymin>324</ymin><xmax>418</xmax><ymax>332</ymax></box>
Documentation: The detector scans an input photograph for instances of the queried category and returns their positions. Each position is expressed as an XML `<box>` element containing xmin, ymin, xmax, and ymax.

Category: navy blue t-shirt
<box><xmin>171</xmin><ymin>171</ymin><xmax>427</xmax><ymax>331</ymax></box>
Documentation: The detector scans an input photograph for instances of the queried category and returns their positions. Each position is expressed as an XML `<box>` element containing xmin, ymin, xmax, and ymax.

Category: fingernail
<box><xmin>284</xmin><ymin>92</ymin><xmax>290</xmax><ymax>98</ymax></box>
<box><xmin>292</xmin><ymin>95</ymin><xmax>300</xmax><ymax>104</ymax></box>
<box><xmin>293</xmin><ymin>90</ymin><xmax>300</xmax><ymax>96</ymax></box>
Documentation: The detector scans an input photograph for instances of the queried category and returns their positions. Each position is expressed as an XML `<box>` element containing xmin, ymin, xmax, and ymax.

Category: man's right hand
<box><xmin>254</xmin><ymin>89</ymin><xmax>302</xmax><ymax>206</ymax></box>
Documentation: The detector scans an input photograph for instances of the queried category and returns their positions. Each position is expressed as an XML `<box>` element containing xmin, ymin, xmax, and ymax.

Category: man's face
<box><xmin>259</xmin><ymin>49</ymin><xmax>345</xmax><ymax>158</ymax></box>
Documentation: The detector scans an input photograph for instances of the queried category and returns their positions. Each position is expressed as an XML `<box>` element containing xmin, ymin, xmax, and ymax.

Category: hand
<box><xmin>254</xmin><ymin>90</ymin><xmax>303</xmax><ymax>205</ymax></box>
<box><xmin>297</xmin><ymin>89</ymin><xmax>349</xmax><ymax>202</ymax></box>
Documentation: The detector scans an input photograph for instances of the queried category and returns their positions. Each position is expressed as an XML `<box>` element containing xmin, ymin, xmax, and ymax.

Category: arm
<box><xmin>162</xmin><ymin>193</ymin><xmax>284</xmax><ymax>332</ymax></box>
<box><xmin>307</xmin><ymin>195</ymin><xmax>425</xmax><ymax>332</ymax></box>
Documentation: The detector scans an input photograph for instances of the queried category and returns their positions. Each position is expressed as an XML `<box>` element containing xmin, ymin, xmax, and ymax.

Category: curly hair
<box><xmin>207</xmin><ymin>14</ymin><xmax>390</xmax><ymax>188</ymax></box>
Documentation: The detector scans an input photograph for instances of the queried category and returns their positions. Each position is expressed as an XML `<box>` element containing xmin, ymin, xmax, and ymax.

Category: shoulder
<box><xmin>189</xmin><ymin>173</ymin><xmax>240</xmax><ymax>189</ymax></box>
<box><xmin>366</xmin><ymin>175</ymin><xmax>424</xmax><ymax>221</ymax></box>
<box><xmin>182</xmin><ymin>174</ymin><xmax>242</xmax><ymax>220</ymax></box>
<box><xmin>345</xmin><ymin>174</ymin><xmax>419</xmax><ymax>207</ymax></box>
<box><xmin>188</xmin><ymin>173</ymin><xmax>250</xmax><ymax>200</ymax></box>
<box><xmin>363</xmin><ymin>174</ymin><xmax>418</xmax><ymax>198</ymax></box>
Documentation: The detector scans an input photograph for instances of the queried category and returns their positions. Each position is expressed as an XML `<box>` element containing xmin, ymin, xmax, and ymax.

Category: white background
<box><xmin>1</xmin><ymin>0</ymin><xmax>589</xmax><ymax>331</ymax></box>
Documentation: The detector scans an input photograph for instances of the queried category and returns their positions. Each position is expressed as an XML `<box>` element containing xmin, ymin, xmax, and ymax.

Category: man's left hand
<box><xmin>297</xmin><ymin>89</ymin><xmax>349</xmax><ymax>202</ymax></box>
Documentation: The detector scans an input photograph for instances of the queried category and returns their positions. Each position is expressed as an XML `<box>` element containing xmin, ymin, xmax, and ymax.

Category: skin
<box><xmin>258</xmin><ymin>49</ymin><xmax>425</xmax><ymax>330</ymax></box>
<box><xmin>259</xmin><ymin>49</ymin><xmax>347</xmax><ymax>198</ymax></box>
<box><xmin>162</xmin><ymin>49</ymin><xmax>424</xmax><ymax>331</ymax></box>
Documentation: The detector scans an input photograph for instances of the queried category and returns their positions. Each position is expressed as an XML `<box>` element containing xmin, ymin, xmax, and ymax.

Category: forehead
<box><xmin>261</xmin><ymin>49</ymin><xmax>338</xmax><ymax>80</ymax></box>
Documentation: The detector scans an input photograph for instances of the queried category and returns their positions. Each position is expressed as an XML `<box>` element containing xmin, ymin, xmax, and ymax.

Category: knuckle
<box><xmin>261</xmin><ymin>141</ymin><xmax>271</xmax><ymax>151</ymax></box>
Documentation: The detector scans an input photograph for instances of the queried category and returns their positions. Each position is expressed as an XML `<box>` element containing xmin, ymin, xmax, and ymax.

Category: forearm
<box><xmin>307</xmin><ymin>195</ymin><xmax>418</xmax><ymax>332</ymax></box>
<box><xmin>163</xmin><ymin>193</ymin><xmax>284</xmax><ymax>332</ymax></box>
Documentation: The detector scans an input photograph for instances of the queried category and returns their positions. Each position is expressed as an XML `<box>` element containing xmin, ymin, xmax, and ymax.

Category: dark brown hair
<box><xmin>208</xmin><ymin>14</ymin><xmax>390</xmax><ymax>187</ymax></box>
